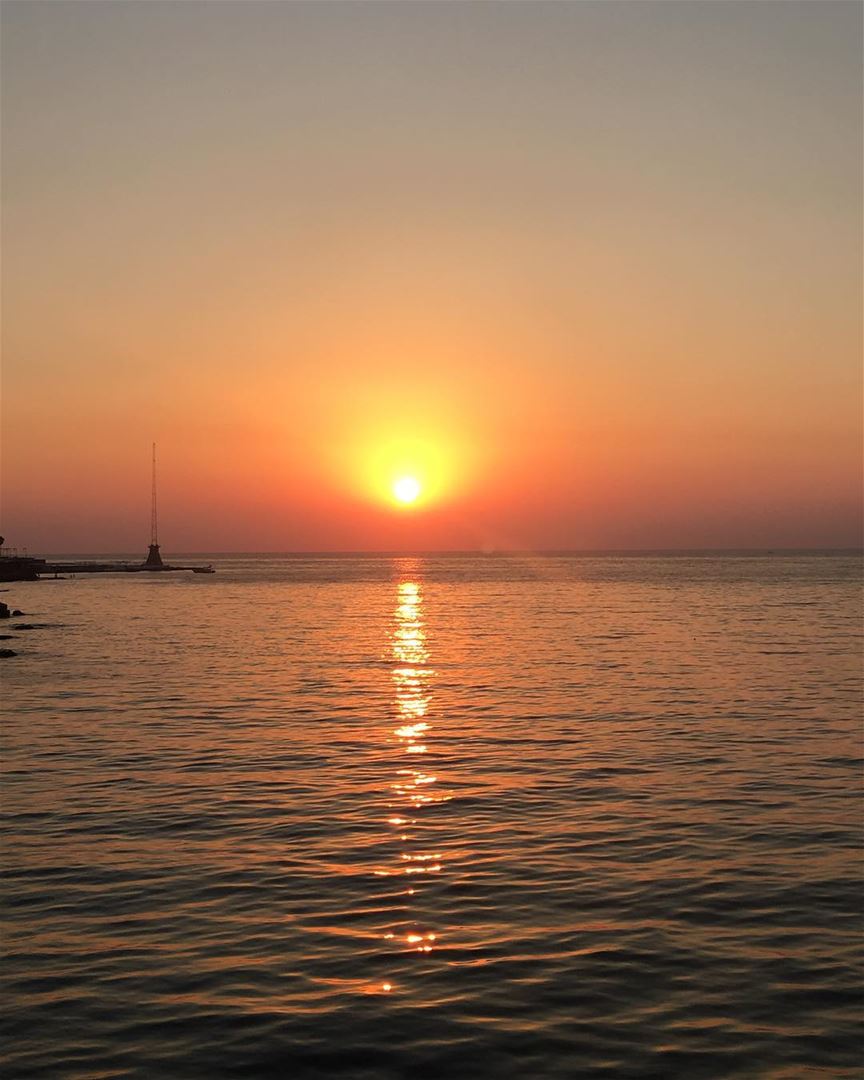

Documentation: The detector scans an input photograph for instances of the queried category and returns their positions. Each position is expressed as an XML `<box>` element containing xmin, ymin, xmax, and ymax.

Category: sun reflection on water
<box><xmin>376</xmin><ymin>572</ymin><xmax>450</xmax><ymax>983</ymax></box>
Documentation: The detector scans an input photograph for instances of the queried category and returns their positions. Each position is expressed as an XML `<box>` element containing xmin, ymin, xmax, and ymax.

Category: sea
<box><xmin>2</xmin><ymin>552</ymin><xmax>862</xmax><ymax>1079</ymax></box>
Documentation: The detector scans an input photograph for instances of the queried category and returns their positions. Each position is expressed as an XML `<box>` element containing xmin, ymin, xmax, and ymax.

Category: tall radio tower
<box><xmin>144</xmin><ymin>443</ymin><xmax>163</xmax><ymax>567</ymax></box>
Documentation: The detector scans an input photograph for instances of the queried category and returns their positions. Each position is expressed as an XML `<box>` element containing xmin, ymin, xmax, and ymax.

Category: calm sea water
<box><xmin>2</xmin><ymin>553</ymin><xmax>862</xmax><ymax>1079</ymax></box>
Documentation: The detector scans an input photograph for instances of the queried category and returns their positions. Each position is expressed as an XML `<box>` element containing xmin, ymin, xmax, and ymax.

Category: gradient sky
<box><xmin>2</xmin><ymin>0</ymin><xmax>861</xmax><ymax>553</ymax></box>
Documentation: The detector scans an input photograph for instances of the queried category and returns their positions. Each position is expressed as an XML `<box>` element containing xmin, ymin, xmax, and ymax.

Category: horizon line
<box><xmin>27</xmin><ymin>546</ymin><xmax>864</xmax><ymax>559</ymax></box>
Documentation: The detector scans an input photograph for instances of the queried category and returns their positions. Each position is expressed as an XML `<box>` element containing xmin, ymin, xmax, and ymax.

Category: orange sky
<box><xmin>2</xmin><ymin>2</ymin><xmax>861</xmax><ymax>552</ymax></box>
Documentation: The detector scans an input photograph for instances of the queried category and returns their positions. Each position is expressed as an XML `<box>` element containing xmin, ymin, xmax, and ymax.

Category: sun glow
<box><xmin>344</xmin><ymin>430</ymin><xmax>466</xmax><ymax>510</ymax></box>
<box><xmin>393</xmin><ymin>476</ymin><xmax>421</xmax><ymax>505</ymax></box>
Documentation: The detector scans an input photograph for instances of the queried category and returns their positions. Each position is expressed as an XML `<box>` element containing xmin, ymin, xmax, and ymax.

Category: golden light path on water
<box><xmin>370</xmin><ymin>575</ymin><xmax>449</xmax><ymax>993</ymax></box>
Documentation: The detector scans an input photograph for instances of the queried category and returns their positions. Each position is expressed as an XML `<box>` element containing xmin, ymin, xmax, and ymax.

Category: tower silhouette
<box><xmin>144</xmin><ymin>443</ymin><xmax>163</xmax><ymax>567</ymax></box>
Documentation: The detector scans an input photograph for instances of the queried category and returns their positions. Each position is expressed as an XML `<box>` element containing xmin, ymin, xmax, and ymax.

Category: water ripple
<box><xmin>2</xmin><ymin>553</ymin><xmax>862</xmax><ymax>1078</ymax></box>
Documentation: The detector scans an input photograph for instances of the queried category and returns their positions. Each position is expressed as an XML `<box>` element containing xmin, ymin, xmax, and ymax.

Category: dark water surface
<box><xmin>2</xmin><ymin>553</ymin><xmax>862</xmax><ymax>1078</ymax></box>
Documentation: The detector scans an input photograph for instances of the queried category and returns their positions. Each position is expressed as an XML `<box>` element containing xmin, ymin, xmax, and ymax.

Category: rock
<box><xmin>0</xmin><ymin>603</ymin><xmax>9</xmax><ymax>619</ymax></box>
<box><xmin>0</xmin><ymin>649</ymin><xmax>16</xmax><ymax>658</ymax></box>
<box><xmin>11</xmin><ymin>610</ymin><xmax>23</xmax><ymax>617</ymax></box>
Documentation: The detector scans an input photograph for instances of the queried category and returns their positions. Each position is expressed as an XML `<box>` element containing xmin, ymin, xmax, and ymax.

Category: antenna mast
<box><xmin>144</xmin><ymin>442</ymin><xmax>164</xmax><ymax>568</ymax></box>
<box><xmin>151</xmin><ymin>442</ymin><xmax>158</xmax><ymax>546</ymax></box>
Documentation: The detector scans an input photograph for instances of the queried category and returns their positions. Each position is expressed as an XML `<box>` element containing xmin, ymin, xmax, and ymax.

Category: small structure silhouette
<box><xmin>144</xmin><ymin>544</ymin><xmax>163</xmax><ymax>567</ymax></box>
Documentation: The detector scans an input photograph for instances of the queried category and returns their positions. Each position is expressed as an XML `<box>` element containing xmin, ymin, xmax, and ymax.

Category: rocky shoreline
<box><xmin>0</xmin><ymin>599</ymin><xmax>27</xmax><ymax>657</ymax></box>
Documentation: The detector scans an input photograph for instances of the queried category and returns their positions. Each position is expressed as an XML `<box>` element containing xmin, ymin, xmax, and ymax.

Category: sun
<box><xmin>393</xmin><ymin>476</ymin><xmax>421</xmax><ymax>505</ymax></box>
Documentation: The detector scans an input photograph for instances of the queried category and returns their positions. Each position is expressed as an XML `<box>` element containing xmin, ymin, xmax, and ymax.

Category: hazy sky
<box><xmin>2</xmin><ymin>0</ymin><xmax>861</xmax><ymax>552</ymax></box>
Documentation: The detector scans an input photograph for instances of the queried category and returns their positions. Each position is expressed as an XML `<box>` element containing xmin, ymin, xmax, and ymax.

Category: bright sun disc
<box><xmin>393</xmin><ymin>476</ymin><xmax>421</xmax><ymax>504</ymax></box>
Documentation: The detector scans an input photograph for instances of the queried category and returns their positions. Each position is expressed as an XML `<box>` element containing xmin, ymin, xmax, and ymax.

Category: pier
<box><xmin>0</xmin><ymin>553</ymin><xmax>214</xmax><ymax>581</ymax></box>
<box><xmin>42</xmin><ymin>560</ymin><xmax>215</xmax><ymax>576</ymax></box>
<box><xmin>0</xmin><ymin>449</ymin><xmax>215</xmax><ymax>580</ymax></box>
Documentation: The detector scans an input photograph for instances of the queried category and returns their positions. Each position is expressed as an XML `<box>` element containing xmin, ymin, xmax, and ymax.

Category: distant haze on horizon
<box><xmin>2</xmin><ymin>0</ymin><xmax>861</xmax><ymax>554</ymax></box>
